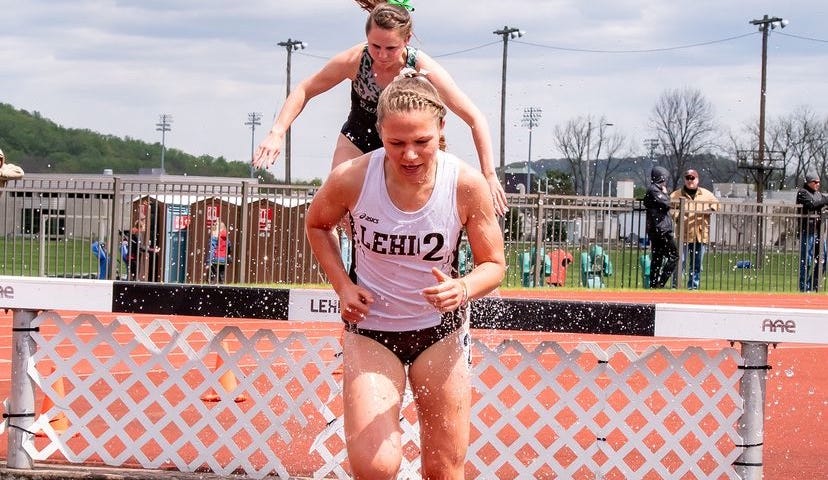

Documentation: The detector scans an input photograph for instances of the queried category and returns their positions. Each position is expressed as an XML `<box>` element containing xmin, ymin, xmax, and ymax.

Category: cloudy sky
<box><xmin>1</xmin><ymin>1</ymin><xmax>826</xmax><ymax>181</ymax></box>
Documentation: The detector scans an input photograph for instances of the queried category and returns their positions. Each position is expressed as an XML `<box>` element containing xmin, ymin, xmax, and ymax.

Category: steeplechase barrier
<box><xmin>1</xmin><ymin>276</ymin><xmax>826</xmax><ymax>479</ymax></box>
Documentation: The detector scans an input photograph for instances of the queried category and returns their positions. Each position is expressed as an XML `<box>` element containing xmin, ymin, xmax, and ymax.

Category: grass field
<box><xmin>0</xmin><ymin>237</ymin><xmax>105</xmax><ymax>278</ymax></box>
<box><xmin>502</xmin><ymin>243</ymin><xmax>804</xmax><ymax>292</ymax></box>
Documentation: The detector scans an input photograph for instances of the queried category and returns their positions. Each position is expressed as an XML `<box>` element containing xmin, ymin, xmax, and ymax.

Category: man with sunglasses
<box><xmin>670</xmin><ymin>169</ymin><xmax>719</xmax><ymax>289</ymax></box>
<box><xmin>796</xmin><ymin>173</ymin><xmax>828</xmax><ymax>292</ymax></box>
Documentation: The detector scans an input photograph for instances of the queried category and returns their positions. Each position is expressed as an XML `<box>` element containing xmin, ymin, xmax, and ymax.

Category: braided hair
<box><xmin>377</xmin><ymin>72</ymin><xmax>447</xmax><ymax>150</ymax></box>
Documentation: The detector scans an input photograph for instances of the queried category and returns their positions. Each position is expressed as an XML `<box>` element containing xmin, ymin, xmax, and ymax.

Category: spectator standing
<box><xmin>208</xmin><ymin>221</ymin><xmax>229</xmax><ymax>284</ymax></box>
<box><xmin>796</xmin><ymin>173</ymin><xmax>828</xmax><ymax>292</ymax></box>
<box><xmin>644</xmin><ymin>166</ymin><xmax>678</xmax><ymax>288</ymax></box>
<box><xmin>126</xmin><ymin>220</ymin><xmax>160</xmax><ymax>281</ymax></box>
<box><xmin>0</xmin><ymin>147</ymin><xmax>25</xmax><ymax>190</ymax></box>
<box><xmin>670</xmin><ymin>169</ymin><xmax>719</xmax><ymax>289</ymax></box>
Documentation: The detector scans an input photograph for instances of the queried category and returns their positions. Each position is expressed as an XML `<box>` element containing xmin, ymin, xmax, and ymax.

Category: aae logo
<box><xmin>761</xmin><ymin>318</ymin><xmax>796</xmax><ymax>334</ymax></box>
<box><xmin>0</xmin><ymin>285</ymin><xmax>14</xmax><ymax>299</ymax></box>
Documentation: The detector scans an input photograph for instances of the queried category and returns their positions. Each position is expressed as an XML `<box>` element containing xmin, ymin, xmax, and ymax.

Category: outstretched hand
<box><xmin>487</xmin><ymin>176</ymin><xmax>508</xmax><ymax>217</ymax></box>
<box><xmin>422</xmin><ymin>268</ymin><xmax>466</xmax><ymax>313</ymax></box>
<box><xmin>252</xmin><ymin>130</ymin><xmax>285</xmax><ymax>170</ymax></box>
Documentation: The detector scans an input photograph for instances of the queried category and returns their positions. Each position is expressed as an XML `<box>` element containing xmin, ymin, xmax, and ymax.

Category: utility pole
<box><xmin>493</xmin><ymin>26</ymin><xmax>524</xmax><ymax>188</ymax></box>
<box><xmin>277</xmin><ymin>38</ymin><xmax>306</xmax><ymax>184</ymax></box>
<box><xmin>748</xmin><ymin>14</ymin><xmax>787</xmax><ymax>204</ymax></box>
<box><xmin>521</xmin><ymin>107</ymin><xmax>542</xmax><ymax>194</ymax></box>
<box><xmin>732</xmin><ymin>18</ymin><xmax>789</xmax><ymax>475</ymax></box>
<box><xmin>155</xmin><ymin>114</ymin><xmax>172</xmax><ymax>173</ymax></box>
<box><xmin>245</xmin><ymin>112</ymin><xmax>262</xmax><ymax>178</ymax></box>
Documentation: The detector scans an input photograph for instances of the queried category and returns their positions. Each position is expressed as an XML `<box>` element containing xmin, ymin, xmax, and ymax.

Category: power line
<box><xmin>295</xmin><ymin>51</ymin><xmax>331</xmax><ymax>61</ymax></box>
<box><xmin>294</xmin><ymin>31</ymin><xmax>760</xmax><ymax>63</ymax></box>
<box><xmin>431</xmin><ymin>40</ymin><xmax>502</xmax><ymax>58</ymax></box>
<box><xmin>777</xmin><ymin>31</ymin><xmax>828</xmax><ymax>43</ymax></box>
<box><xmin>513</xmin><ymin>32</ymin><xmax>757</xmax><ymax>54</ymax></box>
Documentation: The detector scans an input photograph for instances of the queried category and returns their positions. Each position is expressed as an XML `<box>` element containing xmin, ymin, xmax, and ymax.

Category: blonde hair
<box><xmin>356</xmin><ymin>1</ymin><xmax>413</xmax><ymax>39</ymax></box>
<box><xmin>377</xmin><ymin>73</ymin><xmax>446</xmax><ymax>125</ymax></box>
<box><xmin>211</xmin><ymin>221</ymin><xmax>227</xmax><ymax>236</ymax></box>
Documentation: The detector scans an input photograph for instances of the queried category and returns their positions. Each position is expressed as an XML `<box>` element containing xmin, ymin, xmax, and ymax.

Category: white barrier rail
<box><xmin>1</xmin><ymin>277</ymin><xmax>827</xmax><ymax>479</ymax></box>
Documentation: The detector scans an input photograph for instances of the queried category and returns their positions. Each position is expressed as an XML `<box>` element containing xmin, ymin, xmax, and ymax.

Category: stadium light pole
<box><xmin>245</xmin><ymin>112</ymin><xmax>262</xmax><ymax>178</ymax></box>
<box><xmin>493</xmin><ymin>26</ymin><xmax>524</xmax><ymax>188</ymax></box>
<box><xmin>277</xmin><ymin>38</ymin><xmax>306</xmax><ymax>184</ymax></box>
<box><xmin>155</xmin><ymin>114</ymin><xmax>172</xmax><ymax>174</ymax></box>
<box><xmin>749</xmin><ymin>14</ymin><xmax>787</xmax><ymax>204</ymax></box>
<box><xmin>521</xmin><ymin>107</ymin><xmax>542</xmax><ymax>194</ymax></box>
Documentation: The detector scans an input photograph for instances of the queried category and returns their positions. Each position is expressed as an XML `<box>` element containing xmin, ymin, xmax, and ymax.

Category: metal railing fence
<box><xmin>0</xmin><ymin>176</ymin><xmax>821</xmax><ymax>292</ymax></box>
<box><xmin>0</xmin><ymin>176</ymin><xmax>321</xmax><ymax>285</ymax></box>
<box><xmin>498</xmin><ymin>193</ymin><xmax>816</xmax><ymax>292</ymax></box>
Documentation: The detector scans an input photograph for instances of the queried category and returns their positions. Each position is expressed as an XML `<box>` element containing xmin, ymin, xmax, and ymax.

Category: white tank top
<box><xmin>349</xmin><ymin>148</ymin><xmax>463</xmax><ymax>331</ymax></box>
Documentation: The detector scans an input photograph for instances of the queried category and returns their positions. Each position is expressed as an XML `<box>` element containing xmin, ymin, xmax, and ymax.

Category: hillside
<box><xmin>526</xmin><ymin>155</ymin><xmax>740</xmax><ymax>188</ymax></box>
<box><xmin>0</xmin><ymin>102</ymin><xmax>742</xmax><ymax>188</ymax></box>
<box><xmin>0</xmin><ymin>103</ymin><xmax>278</xmax><ymax>181</ymax></box>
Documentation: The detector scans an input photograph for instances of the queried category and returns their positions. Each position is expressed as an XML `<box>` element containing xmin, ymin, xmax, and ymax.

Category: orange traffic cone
<box><xmin>35</xmin><ymin>366</ymin><xmax>69</xmax><ymax>437</ymax></box>
<box><xmin>201</xmin><ymin>340</ymin><xmax>247</xmax><ymax>403</ymax></box>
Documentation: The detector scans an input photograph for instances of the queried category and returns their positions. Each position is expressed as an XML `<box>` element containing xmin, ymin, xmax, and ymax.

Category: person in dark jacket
<box><xmin>644</xmin><ymin>166</ymin><xmax>679</xmax><ymax>288</ymax></box>
<box><xmin>796</xmin><ymin>173</ymin><xmax>828</xmax><ymax>291</ymax></box>
<box><xmin>125</xmin><ymin>220</ymin><xmax>160</xmax><ymax>281</ymax></box>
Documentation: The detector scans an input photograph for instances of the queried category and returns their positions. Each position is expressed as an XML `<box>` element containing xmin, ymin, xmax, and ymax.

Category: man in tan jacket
<box><xmin>671</xmin><ymin>169</ymin><xmax>719</xmax><ymax>289</ymax></box>
<box><xmin>0</xmin><ymin>148</ymin><xmax>24</xmax><ymax>189</ymax></box>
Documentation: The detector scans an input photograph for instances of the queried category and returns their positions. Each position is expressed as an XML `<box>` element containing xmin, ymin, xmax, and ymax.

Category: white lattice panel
<box><xmin>16</xmin><ymin>312</ymin><xmax>744</xmax><ymax>479</ymax></box>
<box><xmin>468</xmin><ymin>341</ymin><xmax>743</xmax><ymax>479</ymax></box>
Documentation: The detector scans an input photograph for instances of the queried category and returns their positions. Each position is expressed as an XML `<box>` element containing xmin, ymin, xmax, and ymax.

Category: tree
<box><xmin>0</xmin><ymin>103</ymin><xmax>284</xmax><ymax>182</ymax></box>
<box><xmin>767</xmin><ymin>106</ymin><xmax>827</xmax><ymax>187</ymax></box>
<box><xmin>553</xmin><ymin>115</ymin><xmax>624</xmax><ymax>195</ymax></box>
<box><xmin>731</xmin><ymin>106</ymin><xmax>828</xmax><ymax>190</ymax></box>
<box><xmin>552</xmin><ymin>118</ymin><xmax>587</xmax><ymax>194</ymax></box>
<box><xmin>545</xmin><ymin>170</ymin><xmax>575</xmax><ymax>195</ymax></box>
<box><xmin>649</xmin><ymin>87</ymin><xmax>717</xmax><ymax>187</ymax></box>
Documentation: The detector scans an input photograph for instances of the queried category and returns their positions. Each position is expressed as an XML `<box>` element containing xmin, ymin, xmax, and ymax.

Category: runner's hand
<box><xmin>486</xmin><ymin>176</ymin><xmax>508</xmax><ymax>217</ymax></box>
<box><xmin>252</xmin><ymin>130</ymin><xmax>285</xmax><ymax>170</ymax></box>
<box><xmin>339</xmin><ymin>284</ymin><xmax>373</xmax><ymax>324</ymax></box>
<box><xmin>423</xmin><ymin>268</ymin><xmax>465</xmax><ymax>312</ymax></box>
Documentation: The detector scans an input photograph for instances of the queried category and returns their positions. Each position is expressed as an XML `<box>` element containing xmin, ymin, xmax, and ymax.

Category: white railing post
<box><xmin>7</xmin><ymin>309</ymin><xmax>38</xmax><ymax>469</ymax></box>
<box><xmin>734</xmin><ymin>341</ymin><xmax>769</xmax><ymax>480</ymax></box>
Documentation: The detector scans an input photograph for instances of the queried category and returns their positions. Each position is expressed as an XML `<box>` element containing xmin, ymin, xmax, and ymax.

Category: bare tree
<box><xmin>592</xmin><ymin>125</ymin><xmax>626</xmax><ymax>196</ymax></box>
<box><xmin>817</xmin><ymin>116</ymin><xmax>828</xmax><ymax>180</ymax></box>
<box><xmin>553</xmin><ymin>117</ymin><xmax>588</xmax><ymax>194</ymax></box>
<box><xmin>553</xmin><ymin>115</ymin><xmax>625</xmax><ymax>195</ymax></box>
<box><xmin>649</xmin><ymin>87</ymin><xmax>717</xmax><ymax>187</ymax></box>
<box><xmin>765</xmin><ymin>106</ymin><xmax>828</xmax><ymax>186</ymax></box>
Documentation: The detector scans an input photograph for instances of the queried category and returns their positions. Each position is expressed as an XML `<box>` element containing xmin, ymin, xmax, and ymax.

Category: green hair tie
<box><xmin>388</xmin><ymin>0</ymin><xmax>414</xmax><ymax>11</ymax></box>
